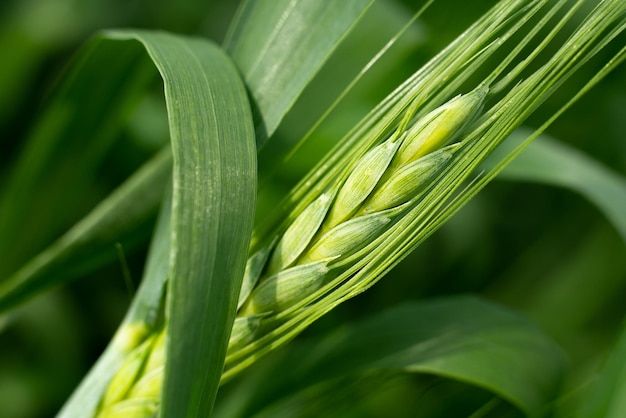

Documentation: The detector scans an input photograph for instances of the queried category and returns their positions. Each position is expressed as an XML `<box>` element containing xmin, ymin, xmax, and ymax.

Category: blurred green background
<box><xmin>0</xmin><ymin>0</ymin><xmax>624</xmax><ymax>417</ymax></box>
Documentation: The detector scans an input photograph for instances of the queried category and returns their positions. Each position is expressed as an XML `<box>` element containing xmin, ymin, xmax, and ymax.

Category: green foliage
<box><xmin>0</xmin><ymin>0</ymin><xmax>625</xmax><ymax>417</ymax></box>
<box><xmin>218</xmin><ymin>296</ymin><xmax>565</xmax><ymax>417</ymax></box>
<box><xmin>579</xmin><ymin>321</ymin><xmax>626</xmax><ymax>418</ymax></box>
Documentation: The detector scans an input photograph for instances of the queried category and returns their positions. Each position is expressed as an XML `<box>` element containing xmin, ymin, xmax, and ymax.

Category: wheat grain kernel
<box><xmin>228</xmin><ymin>314</ymin><xmax>264</xmax><ymax>349</ymax></box>
<box><xmin>100</xmin><ymin>336</ymin><xmax>155</xmax><ymax>408</ymax></box>
<box><xmin>242</xmin><ymin>260</ymin><xmax>330</xmax><ymax>315</ymax></box>
<box><xmin>301</xmin><ymin>209</ymin><xmax>399</xmax><ymax>263</ymax></box>
<box><xmin>362</xmin><ymin>145</ymin><xmax>458</xmax><ymax>213</ymax></box>
<box><xmin>128</xmin><ymin>366</ymin><xmax>163</xmax><ymax>401</ymax></box>
<box><xmin>238</xmin><ymin>244</ymin><xmax>274</xmax><ymax>309</ymax></box>
<box><xmin>96</xmin><ymin>398</ymin><xmax>159</xmax><ymax>418</ymax></box>
<box><xmin>324</xmin><ymin>140</ymin><xmax>400</xmax><ymax>228</ymax></box>
<box><xmin>393</xmin><ymin>85</ymin><xmax>488</xmax><ymax>168</ymax></box>
<box><xmin>267</xmin><ymin>192</ymin><xmax>333</xmax><ymax>273</ymax></box>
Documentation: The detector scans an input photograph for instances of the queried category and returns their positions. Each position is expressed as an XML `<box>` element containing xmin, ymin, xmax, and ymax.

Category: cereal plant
<box><xmin>0</xmin><ymin>0</ymin><xmax>625</xmax><ymax>417</ymax></box>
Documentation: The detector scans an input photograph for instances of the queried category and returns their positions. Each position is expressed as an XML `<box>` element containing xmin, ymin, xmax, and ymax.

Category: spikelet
<box><xmin>238</xmin><ymin>244</ymin><xmax>274</xmax><ymax>309</ymax></box>
<box><xmin>360</xmin><ymin>145</ymin><xmax>458</xmax><ymax>214</ymax></box>
<box><xmin>104</xmin><ymin>313</ymin><xmax>265</xmax><ymax>414</ymax></box>
<box><xmin>241</xmin><ymin>260</ymin><xmax>331</xmax><ymax>315</ymax></box>
<box><xmin>127</xmin><ymin>366</ymin><xmax>163</xmax><ymax>401</ymax></box>
<box><xmin>96</xmin><ymin>399</ymin><xmax>158</xmax><ymax>418</ymax></box>
<box><xmin>228</xmin><ymin>314</ymin><xmax>265</xmax><ymax>349</ymax></box>
<box><xmin>99</xmin><ymin>336</ymin><xmax>156</xmax><ymax>409</ymax></box>
<box><xmin>392</xmin><ymin>85</ymin><xmax>487</xmax><ymax>169</ymax></box>
<box><xmin>323</xmin><ymin>140</ymin><xmax>400</xmax><ymax>229</ymax></box>
<box><xmin>143</xmin><ymin>331</ymin><xmax>165</xmax><ymax>375</ymax></box>
<box><xmin>300</xmin><ymin>208</ymin><xmax>400</xmax><ymax>264</ymax></box>
<box><xmin>267</xmin><ymin>192</ymin><xmax>334</xmax><ymax>273</ymax></box>
<box><xmin>112</xmin><ymin>322</ymin><xmax>150</xmax><ymax>353</ymax></box>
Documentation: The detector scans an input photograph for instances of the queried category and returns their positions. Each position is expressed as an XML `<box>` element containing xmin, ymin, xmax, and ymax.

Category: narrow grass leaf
<box><xmin>47</xmin><ymin>3</ymin><xmax>375</xmax><ymax>412</ymax></box>
<box><xmin>309</xmin><ymin>296</ymin><xmax>564</xmax><ymax>415</ymax></box>
<box><xmin>55</xmin><ymin>30</ymin><xmax>257</xmax><ymax>418</ymax></box>
<box><xmin>113</xmin><ymin>31</ymin><xmax>259</xmax><ymax>418</ymax></box>
<box><xmin>224</xmin><ymin>0</ymin><xmax>375</xmax><ymax>146</ymax></box>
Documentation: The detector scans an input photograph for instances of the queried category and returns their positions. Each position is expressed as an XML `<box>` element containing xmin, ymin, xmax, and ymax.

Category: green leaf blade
<box><xmin>109</xmin><ymin>31</ymin><xmax>257</xmax><ymax>417</ymax></box>
<box><xmin>224</xmin><ymin>0</ymin><xmax>375</xmax><ymax>146</ymax></box>
<box><xmin>53</xmin><ymin>30</ymin><xmax>256</xmax><ymax>418</ymax></box>
<box><xmin>237</xmin><ymin>296</ymin><xmax>565</xmax><ymax>417</ymax></box>
<box><xmin>314</xmin><ymin>297</ymin><xmax>564</xmax><ymax>414</ymax></box>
